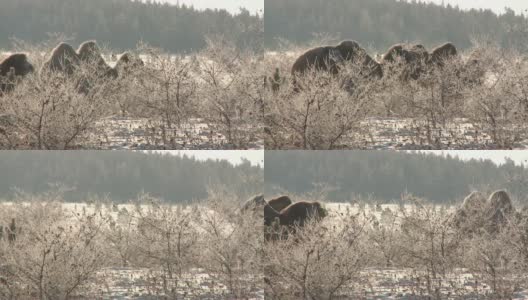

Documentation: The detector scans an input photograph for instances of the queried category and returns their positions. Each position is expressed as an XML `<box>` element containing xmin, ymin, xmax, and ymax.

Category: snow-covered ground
<box><xmin>87</xmin><ymin>267</ymin><xmax>264</xmax><ymax>300</ymax></box>
<box><xmin>4</xmin><ymin>201</ymin><xmax>527</xmax><ymax>299</ymax></box>
<box><xmin>80</xmin><ymin>116</ymin><xmax>263</xmax><ymax>150</ymax></box>
<box><xmin>319</xmin><ymin>202</ymin><xmax>528</xmax><ymax>299</ymax></box>
<box><xmin>345</xmin><ymin>117</ymin><xmax>528</xmax><ymax>150</ymax></box>
<box><xmin>1</xmin><ymin>202</ymin><xmax>263</xmax><ymax>299</ymax></box>
<box><xmin>355</xmin><ymin>268</ymin><xmax>528</xmax><ymax>300</ymax></box>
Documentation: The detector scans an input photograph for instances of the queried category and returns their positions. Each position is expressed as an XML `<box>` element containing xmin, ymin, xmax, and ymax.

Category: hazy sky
<box><xmin>424</xmin><ymin>0</ymin><xmax>527</xmax><ymax>15</ymax></box>
<box><xmin>148</xmin><ymin>150</ymin><xmax>264</xmax><ymax>167</ymax></box>
<box><xmin>418</xmin><ymin>150</ymin><xmax>528</xmax><ymax>166</ymax></box>
<box><xmin>152</xmin><ymin>0</ymin><xmax>263</xmax><ymax>15</ymax></box>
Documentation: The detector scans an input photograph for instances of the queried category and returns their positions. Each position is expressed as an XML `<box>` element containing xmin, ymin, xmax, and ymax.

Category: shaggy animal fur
<box><xmin>0</xmin><ymin>53</ymin><xmax>34</xmax><ymax>93</ymax></box>
<box><xmin>381</xmin><ymin>43</ymin><xmax>430</xmax><ymax>80</ymax></box>
<box><xmin>485</xmin><ymin>190</ymin><xmax>513</xmax><ymax>230</ymax></box>
<box><xmin>279</xmin><ymin>201</ymin><xmax>327</xmax><ymax>227</ymax></box>
<box><xmin>430</xmin><ymin>42</ymin><xmax>458</xmax><ymax>66</ymax></box>
<box><xmin>112</xmin><ymin>52</ymin><xmax>144</xmax><ymax>79</ymax></box>
<box><xmin>267</xmin><ymin>195</ymin><xmax>293</xmax><ymax>213</ymax></box>
<box><xmin>41</xmin><ymin>42</ymin><xmax>80</xmax><ymax>75</ymax></box>
<box><xmin>291</xmin><ymin>40</ymin><xmax>382</xmax><ymax>78</ymax></box>
<box><xmin>77</xmin><ymin>40</ymin><xmax>117</xmax><ymax>78</ymax></box>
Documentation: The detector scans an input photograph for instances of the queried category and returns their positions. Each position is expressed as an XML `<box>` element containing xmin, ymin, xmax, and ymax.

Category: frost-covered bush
<box><xmin>0</xmin><ymin>37</ymin><xmax>265</xmax><ymax>149</ymax></box>
<box><xmin>0</xmin><ymin>191</ymin><xmax>109</xmax><ymax>299</ymax></box>
<box><xmin>264</xmin><ymin>40</ymin><xmax>528</xmax><ymax>149</ymax></box>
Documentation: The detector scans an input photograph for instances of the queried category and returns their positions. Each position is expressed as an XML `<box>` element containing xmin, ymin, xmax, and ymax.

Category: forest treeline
<box><xmin>265</xmin><ymin>0</ymin><xmax>528</xmax><ymax>52</ymax></box>
<box><xmin>0</xmin><ymin>0</ymin><xmax>262</xmax><ymax>53</ymax></box>
<box><xmin>265</xmin><ymin>151</ymin><xmax>528</xmax><ymax>204</ymax></box>
<box><xmin>0</xmin><ymin>151</ymin><xmax>262</xmax><ymax>203</ymax></box>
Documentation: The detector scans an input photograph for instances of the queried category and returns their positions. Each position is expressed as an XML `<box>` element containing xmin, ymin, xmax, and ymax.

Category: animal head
<box><xmin>116</xmin><ymin>52</ymin><xmax>144</xmax><ymax>68</ymax></box>
<box><xmin>0</xmin><ymin>53</ymin><xmax>34</xmax><ymax>76</ymax></box>
<box><xmin>313</xmin><ymin>202</ymin><xmax>328</xmax><ymax>219</ymax></box>
<box><xmin>381</xmin><ymin>44</ymin><xmax>405</xmax><ymax>63</ymax></box>
<box><xmin>114</xmin><ymin>52</ymin><xmax>145</xmax><ymax>78</ymax></box>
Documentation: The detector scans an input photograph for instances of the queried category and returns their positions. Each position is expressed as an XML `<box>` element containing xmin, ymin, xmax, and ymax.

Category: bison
<box><xmin>429</xmin><ymin>42</ymin><xmax>458</xmax><ymax>67</ymax></box>
<box><xmin>41</xmin><ymin>42</ymin><xmax>80</xmax><ymax>75</ymax></box>
<box><xmin>0</xmin><ymin>53</ymin><xmax>34</xmax><ymax>93</ymax></box>
<box><xmin>77</xmin><ymin>40</ymin><xmax>117</xmax><ymax>79</ymax></box>
<box><xmin>279</xmin><ymin>201</ymin><xmax>327</xmax><ymax>227</ymax></box>
<box><xmin>267</xmin><ymin>195</ymin><xmax>293</xmax><ymax>213</ymax></box>
<box><xmin>380</xmin><ymin>43</ymin><xmax>430</xmax><ymax>80</ymax></box>
<box><xmin>291</xmin><ymin>40</ymin><xmax>382</xmax><ymax>78</ymax></box>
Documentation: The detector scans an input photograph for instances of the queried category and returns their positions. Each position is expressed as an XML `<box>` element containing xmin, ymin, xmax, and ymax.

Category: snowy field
<box><xmin>318</xmin><ymin>202</ymin><xmax>528</xmax><ymax>299</ymax></box>
<box><xmin>345</xmin><ymin>117</ymin><xmax>528</xmax><ymax>150</ymax></box>
<box><xmin>82</xmin><ymin>116</ymin><xmax>263</xmax><ymax>150</ymax></box>
<box><xmin>3</xmin><ymin>201</ymin><xmax>527</xmax><ymax>299</ymax></box>
<box><xmin>0</xmin><ymin>201</ymin><xmax>263</xmax><ymax>299</ymax></box>
<box><xmin>86</xmin><ymin>268</ymin><xmax>264</xmax><ymax>299</ymax></box>
<box><xmin>355</xmin><ymin>268</ymin><xmax>528</xmax><ymax>300</ymax></box>
<box><xmin>0</xmin><ymin>52</ymin><xmax>264</xmax><ymax>150</ymax></box>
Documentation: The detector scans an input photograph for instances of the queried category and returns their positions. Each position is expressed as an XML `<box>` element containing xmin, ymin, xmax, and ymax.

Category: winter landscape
<box><xmin>0</xmin><ymin>0</ymin><xmax>264</xmax><ymax>150</ymax></box>
<box><xmin>3</xmin><ymin>0</ymin><xmax>528</xmax><ymax>299</ymax></box>
<box><xmin>0</xmin><ymin>151</ymin><xmax>264</xmax><ymax>299</ymax></box>
<box><xmin>264</xmin><ymin>0</ymin><xmax>528</xmax><ymax>150</ymax></box>
<box><xmin>263</xmin><ymin>150</ymin><xmax>528</xmax><ymax>299</ymax></box>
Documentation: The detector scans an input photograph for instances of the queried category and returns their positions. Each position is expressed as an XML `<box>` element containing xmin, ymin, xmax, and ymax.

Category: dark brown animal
<box><xmin>0</xmin><ymin>53</ymin><xmax>34</xmax><ymax>93</ymax></box>
<box><xmin>291</xmin><ymin>45</ymin><xmax>342</xmax><ymax>75</ymax></box>
<box><xmin>264</xmin><ymin>203</ymin><xmax>281</xmax><ymax>227</ymax></box>
<box><xmin>0</xmin><ymin>53</ymin><xmax>34</xmax><ymax>77</ymax></box>
<box><xmin>77</xmin><ymin>41</ymin><xmax>117</xmax><ymax>78</ymax></box>
<box><xmin>453</xmin><ymin>190</ymin><xmax>515</xmax><ymax>234</ymax></box>
<box><xmin>41</xmin><ymin>43</ymin><xmax>91</xmax><ymax>96</ymax></box>
<box><xmin>381</xmin><ymin>44</ymin><xmax>405</xmax><ymax>63</ymax></box>
<box><xmin>381</xmin><ymin>43</ymin><xmax>429</xmax><ymax>80</ymax></box>
<box><xmin>264</xmin><ymin>202</ymin><xmax>282</xmax><ymax>241</ymax></box>
<box><xmin>461</xmin><ymin>191</ymin><xmax>487</xmax><ymax>212</ymax></box>
<box><xmin>77</xmin><ymin>40</ymin><xmax>103</xmax><ymax>62</ymax></box>
<box><xmin>485</xmin><ymin>190</ymin><xmax>513</xmax><ymax>231</ymax></box>
<box><xmin>429</xmin><ymin>42</ymin><xmax>458</xmax><ymax>66</ymax></box>
<box><xmin>41</xmin><ymin>42</ymin><xmax>80</xmax><ymax>75</ymax></box>
<box><xmin>291</xmin><ymin>40</ymin><xmax>382</xmax><ymax>79</ymax></box>
<box><xmin>114</xmin><ymin>53</ymin><xmax>144</xmax><ymax>74</ymax></box>
<box><xmin>451</xmin><ymin>191</ymin><xmax>487</xmax><ymax>230</ymax></box>
<box><xmin>279</xmin><ymin>201</ymin><xmax>327</xmax><ymax>227</ymax></box>
<box><xmin>267</xmin><ymin>195</ymin><xmax>293</xmax><ymax>213</ymax></box>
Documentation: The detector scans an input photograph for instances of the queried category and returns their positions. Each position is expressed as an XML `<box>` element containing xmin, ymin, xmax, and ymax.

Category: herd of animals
<box><xmin>241</xmin><ymin>194</ymin><xmax>327</xmax><ymax>240</ymax></box>
<box><xmin>0</xmin><ymin>40</ymin><xmax>144</xmax><ymax>94</ymax></box>
<box><xmin>243</xmin><ymin>189</ymin><xmax>524</xmax><ymax>242</ymax></box>
<box><xmin>3</xmin><ymin>39</ymin><xmax>479</xmax><ymax>96</ymax></box>
<box><xmin>284</xmin><ymin>40</ymin><xmax>484</xmax><ymax>92</ymax></box>
<box><xmin>451</xmin><ymin>189</ymin><xmax>523</xmax><ymax>233</ymax></box>
<box><xmin>0</xmin><ymin>190</ymin><xmax>523</xmax><ymax>246</ymax></box>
